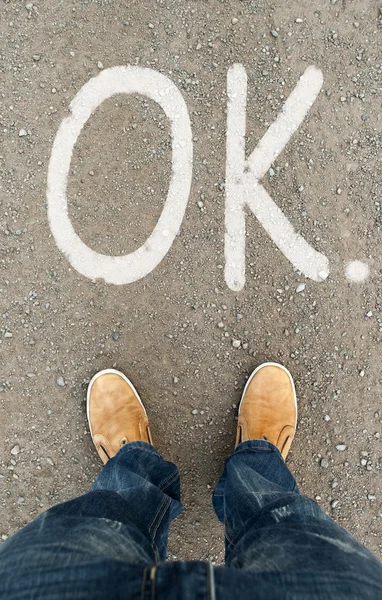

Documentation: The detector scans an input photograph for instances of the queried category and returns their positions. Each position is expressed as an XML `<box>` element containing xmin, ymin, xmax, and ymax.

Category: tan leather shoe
<box><xmin>87</xmin><ymin>369</ymin><xmax>153</xmax><ymax>464</ymax></box>
<box><xmin>236</xmin><ymin>362</ymin><xmax>297</xmax><ymax>460</ymax></box>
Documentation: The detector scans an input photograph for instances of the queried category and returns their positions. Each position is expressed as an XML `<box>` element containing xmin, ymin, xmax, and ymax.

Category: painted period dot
<box><xmin>345</xmin><ymin>261</ymin><xmax>369</xmax><ymax>283</ymax></box>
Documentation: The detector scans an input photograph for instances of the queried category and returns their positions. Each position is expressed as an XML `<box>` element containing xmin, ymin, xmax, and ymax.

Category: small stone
<box><xmin>4</xmin><ymin>332</ymin><xmax>12</xmax><ymax>338</ymax></box>
<box><xmin>112</xmin><ymin>332</ymin><xmax>119</xmax><ymax>341</ymax></box>
<box><xmin>46</xmin><ymin>458</ymin><xmax>54</xmax><ymax>466</ymax></box>
<box><xmin>173</xmin><ymin>377</ymin><xmax>179</xmax><ymax>384</ymax></box>
<box><xmin>296</xmin><ymin>283</ymin><xmax>306</xmax><ymax>293</ymax></box>
<box><xmin>197</xmin><ymin>200</ymin><xmax>204</xmax><ymax>208</ymax></box>
<box><xmin>320</xmin><ymin>458</ymin><xmax>329</xmax><ymax>468</ymax></box>
<box><xmin>331</xmin><ymin>480</ymin><xmax>338</xmax><ymax>489</ymax></box>
<box><xmin>217</xmin><ymin>322</ymin><xmax>224</xmax><ymax>328</ymax></box>
<box><xmin>367</xmin><ymin>494</ymin><xmax>376</xmax><ymax>502</ymax></box>
<box><xmin>336</xmin><ymin>444</ymin><xmax>347</xmax><ymax>452</ymax></box>
<box><xmin>97</xmin><ymin>61</ymin><xmax>104</xmax><ymax>70</ymax></box>
<box><xmin>17</xmin><ymin>497</ymin><xmax>25</xmax><ymax>505</ymax></box>
<box><xmin>271</xmin><ymin>29</ymin><xmax>278</xmax><ymax>38</ymax></box>
<box><xmin>324</xmin><ymin>415</ymin><xmax>331</xmax><ymax>422</ymax></box>
<box><xmin>353</xmin><ymin>22</ymin><xmax>359</xmax><ymax>28</ymax></box>
<box><xmin>11</xmin><ymin>445</ymin><xmax>20</xmax><ymax>456</ymax></box>
<box><xmin>361</xmin><ymin>458</ymin><xmax>367</xmax><ymax>466</ymax></box>
<box><xmin>359</xmin><ymin>369</ymin><xmax>365</xmax><ymax>377</ymax></box>
<box><xmin>191</xmin><ymin>409</ymin><xmax>198</xmax><ymax>415</ymax></box>
<box><xmin>318</xmin><ymin>270</ymin><xmax>329</xmax><ymax>281</ymax></box>
<box><xmin>366</xmin><ymin>311</ymin><xmax>373</xmax><ymax>317</ymax></box>
<box><xmin>337</xmin><ymin>187</ymin><xmax>342</xmax><ymax>195</ymax></box>
<box><xmin>148</xmin><ymin>22</ymin><xmax>154</xmax><ymax>28</ymax></box>
<box><xmin>232</xmin><ymin>339</ymin><xmax>241</xmax><ymax>348</ymax></box>
<box><xmin>56</xmin><ymin>376</ymin><xmax>65</xmax><ymax>387</ymax></box>
<box><xmin>32</xmin><ymin>54</ymin><xmax>40</xmax><ymax>61</ymax></box>
<box><xmin>295</xmin><ymin>18</ymin><xmax>303</xmax><ymax>23</ymax></box>
<box><xmin>269</xmin><ymin>167</ymin><xmax>275</xmax><ymax>177</ymax></box>
<box><xmin>18</xmin><ymin>129</ymin><xmax>27</xmax><ymax>137</ymax></box>
<box><xmin>331</xmin><ymin>500</ymin><xmax>339</xmax><ymax>509</ymax></box>
<box><xmin>231</xmin><ymin>17</ymin><xmax>239</xmax><ymax>25</ymax></box>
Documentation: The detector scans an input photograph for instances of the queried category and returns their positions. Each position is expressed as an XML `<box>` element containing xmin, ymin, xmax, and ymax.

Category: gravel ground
<box><xmin>0</xmin><ymin>0</ymin><xmax>381</xmax><ymax>563</ymax></box>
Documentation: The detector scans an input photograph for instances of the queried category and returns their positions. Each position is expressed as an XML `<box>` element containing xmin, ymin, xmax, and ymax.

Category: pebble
<box><xmin>367</xmin><ymin>494</ymin><xmax>376</xmax><ymax>502</ymax></box>
<box><xmin>18</xmin><ymin>129</ymin><xmax>27</xmax><ymax>137</ymax></box>
<box><xmin>336</xmin><ymin>444</ymin><xmax>347</xmax><ymax>452</ymax></box>
<box><xmin>359</xmin><ymin>369</ymin><xmax>365</xmax><ymax>377</ymax></box>
<box><xmin>191</xmin><ymin>409</ymin><xmax>198</xmax><ymax>415</ymax></box>
<box><xmin>148</xmin><ymin>23</ymin><xmax>154</xmax><ymax>29</ymax></box>
<box><xmin>32</xmin><ymin>54</ymin><xmax>40</xmax><ymax>61</ymax></box>
<box><xmin>331</xmin><ymin>500</ymin><xmax>339</xmax><ymax>509</ymax></box>
<box><xmin>4</xmin><ymin>332</ymin><xmax>12</xmax><ymax>338</ymax></box>
<box><xmin>366</xmin><ymin>311</ymin><xmax>373</xmax><ymax>317</ymax></box>
<box><xmin>295</xmin><ymin>18</ymin><xmax>303</xmax><ymax>23</ymax></box>
<box><xmin>232</xmin><ymin>339</ymin><xmax>241</xmax><ymax>348</ymax></box>
<box><xmin>296</xmin><ymin>283</ymin><xmax>306</xmax><ymax>293</ymax></box>
<box><xmin>97</xmin><ymin>61</ymin><xmax>104</xmax><ymax>69</ymax></box>
<box><xmin>320</xmin><ymin>458</ymin><xmax>329</xmax><ymax>468</ymax></box>
<box><xmin>17</xmin><ymin>497</ymin><xmax>25</xmax><ymax>505</ymax></box>
<box><xmin>112</xmin><ymin>332</ymin><xmax>119</xmax><ymax>341</ymax></box>
<box><xmin>56</xmin><ymin>376</ymin><xmax>65</xmax><ymax>387</ymax></box>
<box><xmin>271</xmin><ymin>29</ymin><xmax>278</xmax><ymax>38</ymax></box>
<box><xmin>10</xmin><ymin>445</ymin><xmax>20</xmax><ymax>456</ymax></box>
<box><xmin>231</xmin><ymin>17</ymin><xmax>239</xmax><ymax>25</ymax></box>
<box><xmin>46</xmin><ymin>458</ymin><xmax>54</xmax><ymax>466</ymax></box>
<box><xmin>337</xmin><ymin>187</ymin><xmax>342</xmax><ymax>195</ymax></box>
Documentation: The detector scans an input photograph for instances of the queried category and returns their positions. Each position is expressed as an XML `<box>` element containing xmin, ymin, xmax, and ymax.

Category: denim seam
<box><xmin>148</xmin><ymin>495</ymin><xmax>171</xmax><ymax>538</ymax></box>
<box><xmin>151</xmin><ymin>496</ymin><xmax>171</xmax><ymax>541</ymax></box>
<box><xmin>158</xmin><ymin>470</ymin><xmax>179</xmax><ymax>493</ymax></box>
<box><xmin>224</xmin><ymin>522</ymin><xmax>236</xmax><ymax>549</ymax></box>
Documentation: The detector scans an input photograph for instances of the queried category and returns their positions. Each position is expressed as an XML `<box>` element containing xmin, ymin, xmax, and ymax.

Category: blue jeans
<box><xmin>0</xmin><ymin>440</ymin><xmax>381</xmax><ymax>599</ymax></box>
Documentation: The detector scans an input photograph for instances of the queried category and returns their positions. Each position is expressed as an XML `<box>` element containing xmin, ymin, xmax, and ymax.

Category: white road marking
<box><xmin>225</xmin><ymin>64</ymin><xmax>330</xmax><ymax>292</ymax></box>
<box><xmin>345</xmin><ymin>261</ymin><xmax>370</xmax><ymax>283</ymax></box>
<box><xmin>47</xmin><ymin>66</ymin><xmax>193</xmax><ymax>285</ymax></box>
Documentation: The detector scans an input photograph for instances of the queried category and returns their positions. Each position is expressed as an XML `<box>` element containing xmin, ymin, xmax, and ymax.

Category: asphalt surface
<box><xmin>0</xmin><ymin>0</ymin><xmax>381</xmax><ymax>563</ymax></box>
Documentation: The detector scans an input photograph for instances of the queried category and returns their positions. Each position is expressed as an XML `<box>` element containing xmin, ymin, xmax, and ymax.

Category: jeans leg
<box><xmin>0</xmin><ymin>442</ymin><xmax>183</xmax><ymax>599</ymax></box>
<box><xmin>213</xmin><ymin>440</ymin><xmax>382</xmax><ymax>590</ymax></box>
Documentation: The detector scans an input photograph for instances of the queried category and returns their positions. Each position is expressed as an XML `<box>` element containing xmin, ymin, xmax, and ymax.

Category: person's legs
<box><xmin>0</xmin><ymin>370</ymin><xmax>183</xmax><ymax>599</ymax></box>
<box><xmin>213</xmin><ymin>363</ymin><xmax>382</xmax><ymax>596</ymax></box>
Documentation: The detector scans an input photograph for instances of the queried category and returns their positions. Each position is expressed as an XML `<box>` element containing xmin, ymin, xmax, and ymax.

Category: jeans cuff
<box><xmin>234</xmin><ymin>438</ymin><xmax>283</xmax><ymax>458</ymax></box>
<box><xmin>116</xmin><ymin>440</ymin><xmax>159</xmax><ymax>457</ymax></box>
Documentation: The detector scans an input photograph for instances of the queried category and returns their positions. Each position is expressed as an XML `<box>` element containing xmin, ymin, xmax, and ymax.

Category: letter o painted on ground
<box><xmin>47</xmin><ymin>66</ymin><xmax>193</xmax><ymax>284</ymax></box>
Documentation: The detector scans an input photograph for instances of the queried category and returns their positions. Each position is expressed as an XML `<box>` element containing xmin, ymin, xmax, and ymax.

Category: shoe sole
<box><xmin>86</xmin><ymin>368</ymin><xmax>147</xmax><ymax>439</ymax></box>
<box><xmin>238</xmin><ymin>362</ymin><xmax>297</xmax><ymax>426</ymax></box>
